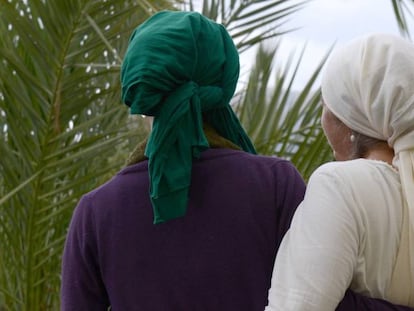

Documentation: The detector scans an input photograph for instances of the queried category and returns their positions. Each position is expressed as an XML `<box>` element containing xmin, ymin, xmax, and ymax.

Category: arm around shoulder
<box><xmin>337</xmin><ymin>290</ymin><xmax>414</xmax><ymax>311</ymax></box>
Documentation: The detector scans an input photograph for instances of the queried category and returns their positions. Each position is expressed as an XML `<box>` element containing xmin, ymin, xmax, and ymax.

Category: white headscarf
<box><xmin>321</xmin><ymin>33</ymin><xmax>414</xmax><ymax>306</ymax></box>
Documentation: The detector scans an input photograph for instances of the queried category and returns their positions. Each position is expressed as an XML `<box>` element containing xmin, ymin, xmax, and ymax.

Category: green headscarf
<box><xmin>121</xmin><ymin>11</ymin><xmax>256</xmax><ymax>224</ymax></box>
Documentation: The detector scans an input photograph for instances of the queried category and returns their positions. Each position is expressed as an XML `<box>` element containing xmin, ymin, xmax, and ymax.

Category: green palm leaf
<box><xmin>391</xmin><ymin>0</ymin><xmax>414</xmax><ymax>37</ymax></box>
<box><xmin>0</xmin><ymin>0</ymin><xmax>172</xmax><ymax>309</ymax></box>
<box><xmin>235</xmin><ymin>43</ymin><xmax>333</xmax><ymax>180</ymax></box>
<box><xmin>186</xmin><ymin>0</ymin><xmax>307</xmax><ymax>51</ymax></box>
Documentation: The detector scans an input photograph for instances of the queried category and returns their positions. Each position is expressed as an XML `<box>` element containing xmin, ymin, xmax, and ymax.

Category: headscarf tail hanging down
<box><xmin>321</xmin><ymin>33</ymin><xmax>414</xmax><ymax>306</ymax></box>
<box><xmin>121</xmin><ymin>11</ymin><xmax>256</xmax><ymax>224</ymax></box>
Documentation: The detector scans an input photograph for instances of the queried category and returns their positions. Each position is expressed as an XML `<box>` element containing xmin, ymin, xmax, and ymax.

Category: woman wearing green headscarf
<box><xmin>61</xmin><ymin>11</ymin><xmax>414</xmax><ymax>311</ymax></box>
<box><xmin>121</xmin><ymin>10</ymin><xmax>256</xmax><ymax>224</ymax></box>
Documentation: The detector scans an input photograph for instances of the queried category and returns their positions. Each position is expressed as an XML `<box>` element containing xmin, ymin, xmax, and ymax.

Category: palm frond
<box><xmin>235</xmin><ymin>42</ymin><xmax>333</xmax><ymax>180</ymax></box>
<box><xmin>391</xmin><ymin>0</ymin><xmax>414</xmax><ymax>37</ymax></box>
<box><xmin>0</xmin><ymin>0</ymin><xmax>171</xmax><ymax>309</ymax></box>
<box><xmin>185</xmin><ymin>0</ymin><xmax>309</xmax><ymax>49</ymax></box>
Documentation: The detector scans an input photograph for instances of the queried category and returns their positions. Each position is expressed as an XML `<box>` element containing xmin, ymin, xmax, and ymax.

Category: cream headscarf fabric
<box><xmin>321</xmin><ymin>33</ymin><xmax>414</xmax><ymax>306</ymax></box>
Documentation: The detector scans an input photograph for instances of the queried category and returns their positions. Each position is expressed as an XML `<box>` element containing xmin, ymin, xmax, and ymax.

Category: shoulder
<box><xmin>244</xmin><ymin>152</ymin><xmax>305</xmax><ymax>184</ymax></box>
<box><xmin>313</xmin><ymin>158</ymin><xmax>370</xmax><ymax>175</ymax></box>
<box><xmin>77</xmin><ymin>161</ymin><xmax>149</xmax><ymax>210</ymax></box>
<box><xmin>305</xmin><ymin>159</ymin><xmax>400</xmax><ymax>217</ymax></box>
<box><xmin>234</xmin><ymin>149</ymin><xmax>302</xmax><ymax>171</ymax></box>
<box><xmin>197</xmin><ymin>149</ymin><xmax>306</xmax><ymax>200</ymax></box>
<box><xmin>310</xmin><ymin>159</ymin><xmax>398</xmax><ymax>186</ymax></box>
<box><xmin>96</xmin><ymin>161</ymin><xmax>148</xmax><ymax>192</ymax></box>
<box><xmin>240</xmin><ymin>152</ymin><xmax>307</xmax><ymax>198</ymax></box>
<box><xmin>200</xmin><ymin>148</ymin><xmax>302</xmax><ymax>176</ymax></box>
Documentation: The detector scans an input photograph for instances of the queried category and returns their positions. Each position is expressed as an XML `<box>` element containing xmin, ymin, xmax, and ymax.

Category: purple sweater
<box><xmin>61</xmin><ymin>148</ymin><xmax>414</xmax><ymax>311</ymax></box>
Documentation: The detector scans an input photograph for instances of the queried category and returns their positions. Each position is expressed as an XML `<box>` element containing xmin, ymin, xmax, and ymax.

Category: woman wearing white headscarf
<box><xmin>265</xmin><ymin>33</ymin><xmax>414</xmax><ymax>310</ymax></box>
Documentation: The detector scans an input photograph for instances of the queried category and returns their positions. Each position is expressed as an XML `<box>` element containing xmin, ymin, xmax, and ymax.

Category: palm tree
<box><xmin>0</xmin><ymin>0</ymin><xmax>413</xmax><ymax>309</ymax></box>
<box><xmin>0</xmin><ymin>0</ymin><xmax>172</xmax><ymax>309</ymax></box>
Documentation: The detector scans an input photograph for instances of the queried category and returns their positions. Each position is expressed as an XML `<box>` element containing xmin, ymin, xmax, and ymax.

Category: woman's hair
<box><xmin>351</xmin><ymin>131</ymin><xmax>386</xmax><ymax>159</ymax></box>
<box><xmin>328</xmin><ymin>107</ymin><xmax>384</xmax><ymax>159</ymax></box>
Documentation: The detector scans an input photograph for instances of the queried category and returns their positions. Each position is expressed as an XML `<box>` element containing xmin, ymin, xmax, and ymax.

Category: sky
<box><xmin>239</xmin><ymin>0</ymin><xmax>414</xmax><ymax>89</ymax></box>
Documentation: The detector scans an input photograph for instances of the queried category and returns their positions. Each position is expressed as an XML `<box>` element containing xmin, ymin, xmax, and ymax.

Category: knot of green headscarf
<box><xmin>121</xmin><ymin>10</ymin><xmax>256</xmax><ymax>224</ymax></box>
